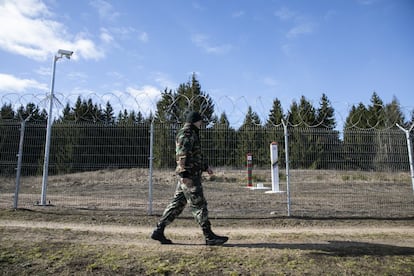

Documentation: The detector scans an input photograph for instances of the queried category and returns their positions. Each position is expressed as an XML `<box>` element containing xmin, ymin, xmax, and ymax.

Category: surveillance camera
<box><xmin>57</xmin><ymin>49</ymin><xmax>74</xmax><ymax>56</ymax></box>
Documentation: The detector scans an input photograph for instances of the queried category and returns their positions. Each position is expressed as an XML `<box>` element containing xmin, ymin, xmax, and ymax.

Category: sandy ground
<box><xmin>2</xmin><ymin>219</ymin><xmax>414</xmax><ymax>248</ymax></box>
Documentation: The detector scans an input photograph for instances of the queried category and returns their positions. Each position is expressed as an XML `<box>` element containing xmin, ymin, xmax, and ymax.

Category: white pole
<box><xmin>397</xmin><ymin>123</ymin><xmax>414</xmax><ymax>193</ymax></box>
<box><xmin>266</xmin><ymin>142</ymin><xmax>283</xmax><ymax>194</ymax></box>
<box><xmin>270</xmin><ymin>142</ymin><xmax>279</xmax><ymax>192</ymax></box>
<box><xmin>40</xmin><ymin>55</ymin><xmax>58</xmax><ymax>206</ymax></box>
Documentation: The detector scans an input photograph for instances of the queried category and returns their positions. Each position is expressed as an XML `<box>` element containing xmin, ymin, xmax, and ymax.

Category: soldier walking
<box><xmin>151</xmin><ymin>111</ymin><xmax>229</xmax><ymax>246</ymax></box>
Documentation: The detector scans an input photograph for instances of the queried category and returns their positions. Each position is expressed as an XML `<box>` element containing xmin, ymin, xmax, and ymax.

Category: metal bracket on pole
<box><xmin>396</xmin><ymin>123</ymin><xmax>414</xmax><ymax>194</ymax></box>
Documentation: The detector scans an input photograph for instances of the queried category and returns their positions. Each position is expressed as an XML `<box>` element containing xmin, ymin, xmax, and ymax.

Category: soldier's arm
<box><xmin>176</xmin><ymin>132</ymin><xmax>194</xmax><ymax>178</ymax></box>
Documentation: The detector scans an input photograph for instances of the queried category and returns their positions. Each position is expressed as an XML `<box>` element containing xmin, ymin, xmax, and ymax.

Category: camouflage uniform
<box><xmin>152</xmin><ymin>111</ymin><xmax>228</xmax><ymax>245</ymax></box>
<box><xmin>158</xmin><ymin>122</ymin><xmax>211</xmax><ymax>229</ymax></box>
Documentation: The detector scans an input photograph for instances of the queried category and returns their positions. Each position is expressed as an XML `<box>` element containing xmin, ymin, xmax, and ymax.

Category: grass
<box><xmin>1</xmin><ymin>208</ymin><xmax>413</xmax><ymax>275</ymax></box>
<box><xmin>1</xmin><ymin>237</ymin><xmax>413</xmax><ymax>275</ymax></box>
<box><xmin>0</xmin><ymin>167</ymin><xmax>413</xmax><ymax>275</ymax></box>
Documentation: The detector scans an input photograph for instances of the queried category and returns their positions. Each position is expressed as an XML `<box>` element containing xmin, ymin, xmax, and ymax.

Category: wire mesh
<box><xmin>1</xmin><ymin>122</ymin><xmax>413</xmax><ymax>218</ymax></box>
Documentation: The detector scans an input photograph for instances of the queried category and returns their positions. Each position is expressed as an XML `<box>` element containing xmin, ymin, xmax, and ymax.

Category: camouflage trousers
<box><xmin>158</xmin><ymin>176</ymin><xmax>210</xmax><ymax>229</ymax></box>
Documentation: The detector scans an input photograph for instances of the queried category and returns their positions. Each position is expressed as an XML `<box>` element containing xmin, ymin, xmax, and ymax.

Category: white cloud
<box><xmin>100</xmin><ymin>28</ymin><xmax>114</xmax><ymax>43</ymax></box>
<box><xmin>357</xmin><ymin>0</ymin><xmax>378</xmax><ymax>5</ymax></box>
<box><xmin>191</xmin><ymin>34</ymin><xmax>232</xmax><ymax>54</ymax></box>
<box><xmin>192</xmin><ymin>2</ymin><xmax>205</xmax><ymax>11</ymax></box>
<box><xmin>232</xmin><ymin>10</ymin><xmax>245</xmax><ymax>18</ymax></box>
<box><xmin>138</xmin><ymin>32</ymin><xmax>149</xmax><ymax>43</ymax></box>
<box><xmin>66</xmin><ymin>71</ymin><xmax>88</xmax><ymax>83</ymax></box>
<box><xmin>0</xmin><ymin>0</ymin><xmax>104</xmax><ymax>61</ymax></box>
<box><xmin>263</xmin><ymin>77</ymin><xmax>279</xmax><ymax>87</ymax></box>
<box><xmin>0</xmin><ymin>73</ymin><xmax>48</xmax><ymax>92</ymax></box>
<box><xmin>124</xmin><ymin>86</ymin><xmax>161</xmax><ymax>116</ymax></box>
<box><xmin>110</xmin><ymin>26</ymin><xmax>136</xmax><ymax>39</ymax></box>
<box><xmin>152</xmin><ymin>72</ymin><xmax>176</xmax><ymax>89</ymax></box>
<box><xmin>287</xmin><ymin>23</ymin><xmax>315</xmax><ymax>38</ymax></box>
<box><xmin>35</xmin><ymin>66</ymin><xmax>52</xmax><ymax>77</ymax></box>
<box><xmin>281</xmin><ymin>43</ymin><xmax>294</xmax><ymax>56</ymax></box>
<box><xmin>67</xmin><ymin>85</ymin><xmax>162</xmax><ymax>117</ymax></box>
<box><xmin>274</xmin><ymin>7</ymin><xmax>296</xmax><ymax>21</ymax></box>
<box><xmin>274</xmin><ymin>7</ymin><xmax>316</xmax><ymax>39</ymax></box>
<box><xmin>90</xmin><ymin>0</ymin><xmax>120</xmax><ymax>21</ymax></box>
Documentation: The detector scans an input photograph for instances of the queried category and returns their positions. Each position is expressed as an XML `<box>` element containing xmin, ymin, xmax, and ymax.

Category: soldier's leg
<box><xmin>151</xmin><ymin>181</ymin><xmax>187</xmax><ymax>244</ymax></box>
<box><xmin>182</xmin><ymin>178</ymin><xmax>228</xmax><ymax>245</ymax></box>
<box><xmin>158</xmin><ymin>181</ymin><xmax>187</xmax><ymax>226</ymax></box>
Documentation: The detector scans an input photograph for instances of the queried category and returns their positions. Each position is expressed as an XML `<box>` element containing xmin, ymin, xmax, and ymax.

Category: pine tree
<box><xmin>344</xmin><ymin>103</ymin><xmax>369</xmax><ymax>129</ymax></box>
<box><xmin>384</xmin><ymin>96</ymin><xmax>404</xmax><ymax>128</ymax></box>
<box><xmin>287</xmin><ymin>96</ymin><xmax>317</xmax><ymax>168</ymax></box>
<box><xmin>16</xmin><ymin>103</ymin><xmax>47</xmax><ymax>122</ymax></box>
<box><xmin>0</xmin><ymin>103</ymin><xmax>15</xmax><ymax>120</ymax></box>
<box><xmin>208</xmin><ymin>112</ymin><xmax>237</xmax><ymax>167</ymax></box>
<box><xmin>298</xmin><ymin>96</ymin><xmax>316</xmax><ymax>126</ymax></box>
<box><xmin>367</xmin><ymin>92</ymin><xmax>385</xmax><ymax>129</ymax></box>
<box><xmin>59</xmin><ymin>103</ymin><xmax>75</xmax><ymax>122</ymax></box>
<box><xmin>237</xmin><ymin>107</ymin><xmax>266</xmax><ymax>167</ymax></box>
<box><xmin>154</xmin><ymin>74</ymin><xmax>215</xmax><ymax>168</ymax></box>
<box><xmin>176</xmin><ymin>73</ymin><xmax>214</xmax><ymax>123</ymax></box>
<box><xmin>155</xmin><ymin>88</ymin><xmax>179</xmax><ymax>123</ymax></box>
<box><xmin>314</xmin><ymin>94</ymin><xmax>340</xmax><ymax>169</ymax></box>
<box><xmin>316</xmin><ymin>93</ymin><xmax>336</xmax><ymax>129</ymax></box>
<box><xmin>266</xmin><ymin>98</ymin><xmax>284</xmax><ymax>126</ymax></box>
<box><xmin>155</xmin><ymin>73</ymin><xmax>214</xmax><ymax>124</ymax></box>
<box><xmin>103</xmin><ymin>101</ymin><xmax>115</xmax><ymax>125</ymax></box>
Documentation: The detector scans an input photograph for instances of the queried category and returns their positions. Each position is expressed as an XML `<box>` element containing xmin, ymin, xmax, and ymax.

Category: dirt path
<box><xmin>2</xmin><ymin>218</ymin><xmax>414</xmax><ymax>275</ymax></box>
<box><xmin>2</xmin><ymin>219</ymin><xmax>414</xmax><ymax>238</ymax></box>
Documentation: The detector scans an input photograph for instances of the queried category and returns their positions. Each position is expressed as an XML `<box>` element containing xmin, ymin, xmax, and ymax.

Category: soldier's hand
<box><xmin>181</xmin><ymin>178</ymin><xmax>191</xmax><ymax>185</ymax></box>
<box><xmin>207</xmin><ymin>166</ymin><xmax>214</xmax><ymax>175</ymax></box>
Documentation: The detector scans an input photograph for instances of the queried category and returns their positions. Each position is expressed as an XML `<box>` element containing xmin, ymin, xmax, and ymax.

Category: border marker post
<box><xmin>247</xmin><ymin>153</ymin><xmax>253</xmax><ymax>187</ymax></box>
<box><xmin>266</xmin><ymin>142</ymin><xmax>284</xmax><ymax>194</ymax></box>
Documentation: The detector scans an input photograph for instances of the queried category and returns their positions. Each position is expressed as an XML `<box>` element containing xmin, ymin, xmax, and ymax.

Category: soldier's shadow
<box><xmin>222</xmin><ymin>240</ymin><xmax>414</xmax><ymax>257</ymax></box>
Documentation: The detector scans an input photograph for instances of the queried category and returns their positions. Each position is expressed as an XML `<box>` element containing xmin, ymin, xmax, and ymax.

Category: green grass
<box><xmin>1</xmin><ymin>224</ymin><xmax>413</xmax><ymax>275</ymax></box>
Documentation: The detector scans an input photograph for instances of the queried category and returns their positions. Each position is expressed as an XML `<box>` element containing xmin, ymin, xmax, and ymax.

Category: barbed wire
<box><xmin>1</xmin><ymin>92</ymin><xmax>413</xmax><ymax>130</ymax></box>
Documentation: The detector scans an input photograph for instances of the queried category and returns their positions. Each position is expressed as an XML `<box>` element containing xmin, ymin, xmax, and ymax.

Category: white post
<box><xmin>270</xmin><ymin>142</ymin><xmax>279</xmax><ymax>192</ymax></box>
<box><xmin>397</xmin><ymin>123</ymin><xmax>414</xmax><ymax>193</ymax></box>
<box><xmin>266</xmin><ymin>142</ymin><xmax>283</xmax><ymax>194</ymax></box>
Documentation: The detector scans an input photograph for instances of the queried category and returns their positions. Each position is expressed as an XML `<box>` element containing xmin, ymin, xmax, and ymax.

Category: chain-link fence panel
<box><xmin>1</xmin><ymin>122</ymin><xmax>413</xmax><ymax>218</ymax></box>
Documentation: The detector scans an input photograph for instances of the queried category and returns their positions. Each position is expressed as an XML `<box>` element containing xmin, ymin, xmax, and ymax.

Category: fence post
<box><xmin>282</xmin><ymin>120</ymin><xmax>291</xmax><ymax>216</ymax></box>
<box><xmin>148</xmin><ymin>119</ymin><xmax>155</xmax><ymax>215</ymax></box>
<box><xmin>396</xmin><ymin>123</ymin><xmax>414</xmax><ymax>193</ymax></box>
<box><xmin>14</xmin><ymin>115</ymin><xmax>31</xmax><ymax>209</ymax></box>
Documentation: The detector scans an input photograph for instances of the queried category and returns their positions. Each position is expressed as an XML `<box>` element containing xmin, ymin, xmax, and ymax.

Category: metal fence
<box><xmin>1</xmin><ymin>121</ymin><xmax>413</xmax><ymax>218</ymax></box>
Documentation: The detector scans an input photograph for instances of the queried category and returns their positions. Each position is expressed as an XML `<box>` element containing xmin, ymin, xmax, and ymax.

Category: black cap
<box><xmin>185</xmin><ymin>111</ymin><xmax>202</xmax><ymax>123</ymax></box>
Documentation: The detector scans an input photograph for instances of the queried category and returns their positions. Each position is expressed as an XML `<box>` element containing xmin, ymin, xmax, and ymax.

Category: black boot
<box><xmin>202</xmin><ymin>226</ymin><xmax>228</xmax><ymax>246</ymax></box>
<box><xmin>151</xmin><ymin>223</ymin><xmax>173</xmax><ymax>244</ymax></box>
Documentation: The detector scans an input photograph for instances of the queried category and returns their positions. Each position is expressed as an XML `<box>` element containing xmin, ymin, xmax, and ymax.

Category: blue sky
<box><xmin>0</xmin><ymin>0</ymin><xmax>413</xmax><ymax>127</ymax></box>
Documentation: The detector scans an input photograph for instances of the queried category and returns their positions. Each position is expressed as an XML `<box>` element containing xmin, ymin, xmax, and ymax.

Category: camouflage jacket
<box><xmin>175</xmin><ymin>123</ymin><xmax>208</xmax><ymax>178</ymax></box>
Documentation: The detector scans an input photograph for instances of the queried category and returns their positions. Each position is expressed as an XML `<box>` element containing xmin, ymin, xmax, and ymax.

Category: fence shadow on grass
<box><xmin>223</xmin><ymin>241</ymin><xmax>414</xmax><ymax>257</ymax></box>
